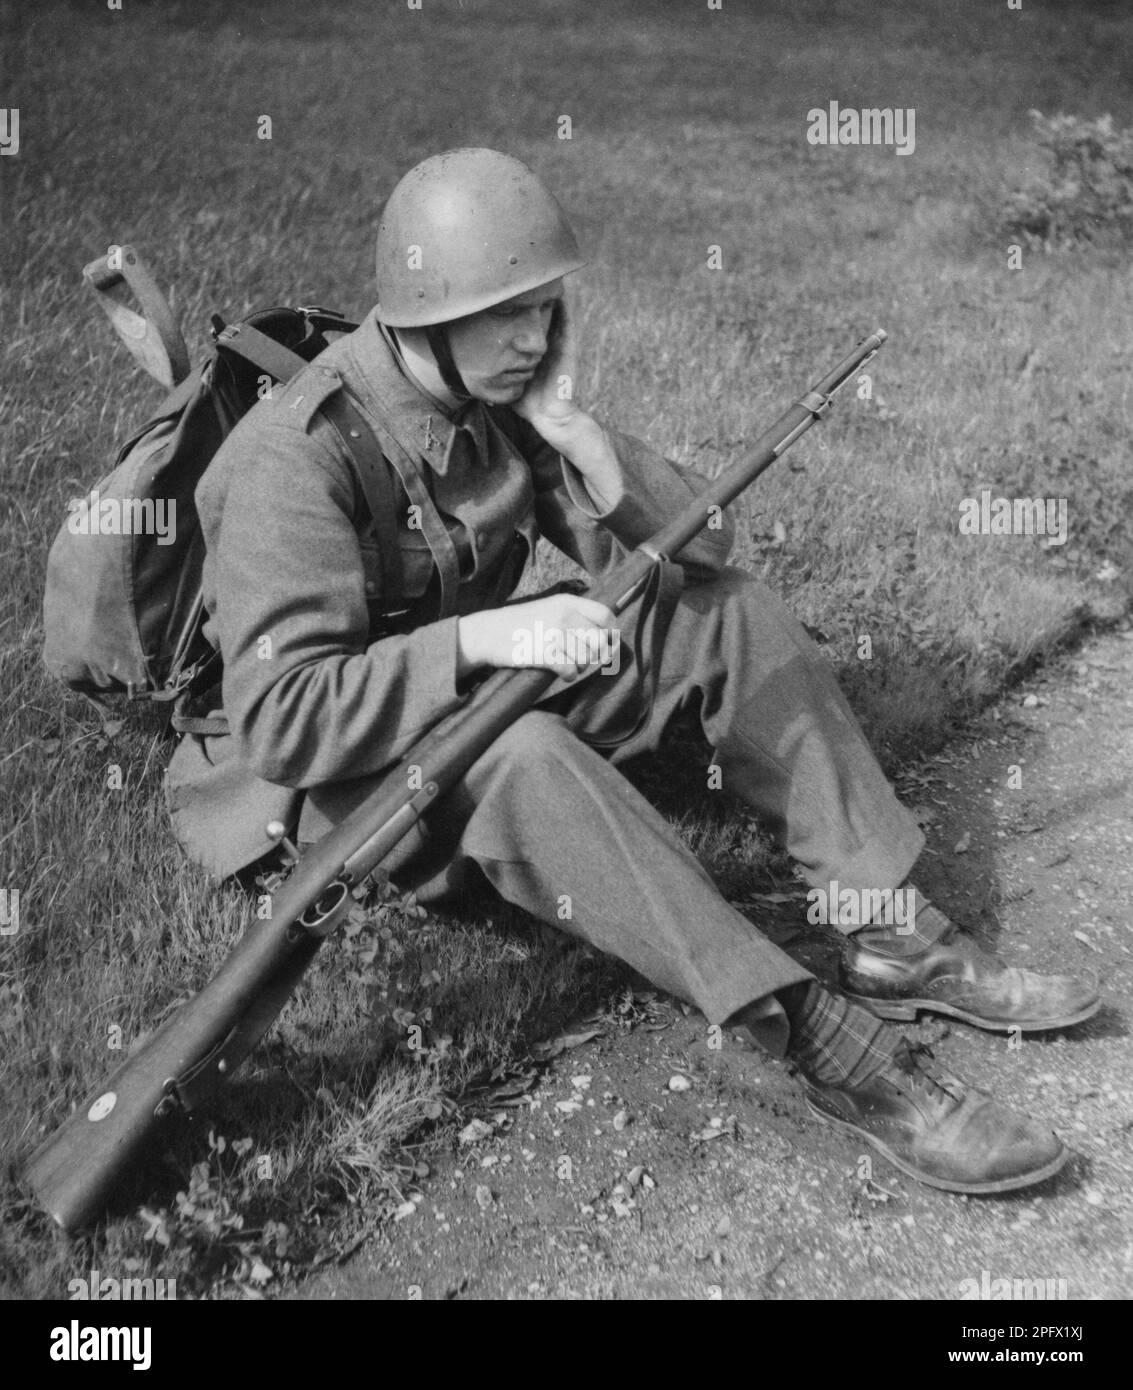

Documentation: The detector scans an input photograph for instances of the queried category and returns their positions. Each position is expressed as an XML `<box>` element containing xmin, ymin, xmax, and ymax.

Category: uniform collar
<box><xmin>342</xmin><ymin>309</ymin><xmax>492</xmax><ymax>476</ymax></box>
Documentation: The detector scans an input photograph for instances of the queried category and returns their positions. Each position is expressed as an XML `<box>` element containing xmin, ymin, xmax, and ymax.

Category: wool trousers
<box><xmin>298</xmin><ymin>566</ymin><xmax>925</xmax><ymax>1057</ymax></box>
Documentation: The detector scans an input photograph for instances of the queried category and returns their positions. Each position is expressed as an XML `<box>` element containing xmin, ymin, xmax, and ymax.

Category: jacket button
<box><xmin>364</xmin><ymin>580</ymin><xmax>377</xmax><ymax>595</ymax></box>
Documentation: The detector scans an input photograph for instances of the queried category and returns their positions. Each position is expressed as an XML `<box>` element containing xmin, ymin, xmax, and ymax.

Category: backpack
<box><xmin>43</xmin><ymin>295</ymin><xmax>407</xmax><ymax>731</ymax></box>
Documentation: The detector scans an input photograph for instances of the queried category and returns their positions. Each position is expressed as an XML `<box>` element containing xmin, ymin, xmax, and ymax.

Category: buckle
<box><xmin>152</xmin><ymin>666</ymin><xmax>197</xmax><ymax>703</ymax></box>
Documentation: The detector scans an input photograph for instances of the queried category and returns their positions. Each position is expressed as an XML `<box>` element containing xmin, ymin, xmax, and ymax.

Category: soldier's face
<box><xmin>447</xmin><ymin>280</ymin><xmax>563</xmax><ymax>404</ymax></box>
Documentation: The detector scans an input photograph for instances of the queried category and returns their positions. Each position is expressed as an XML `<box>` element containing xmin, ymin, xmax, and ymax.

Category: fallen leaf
<box><xmin>531</xmin><ymin>1026</ymin><xmax>603</xmax><ymax>1060</ymax></box>
<box><xmin>691</xmin><ymin>1124</ymin><xmax>727</xmax><ymax>1142</ymax></box>
<box><xmin>667</xmin><ymin>1074</ymin><xmax>692</xmax><ymax>1093</ymax></box>
<box><xmin>458</xmin><ymin>1118</ymin><xmax>494</xmax><ymax>1145</ymax></box>
<box><xmin>863</xmin><ymin>1179</ymin><xmax>897</xmax><ymax>1204</ymax></box>
<box><xmin>953</xmin><ymin>831</ymin><xmax>971</xmax><ymax>854</ymax></box>
<box><xmin>475</xmin><ymin>1071</ymin><xmax>538</xmax><ymax>1106</ymax></box>
<box><xmin>612</xmin><ymin>1109</ymin><xmax>630</xmax><ymax>1131</ymax></box>
<box><xmin>474</xmin><ymin>1184</ymin><xmax>494</xmax><ymax>1211</ymax></box>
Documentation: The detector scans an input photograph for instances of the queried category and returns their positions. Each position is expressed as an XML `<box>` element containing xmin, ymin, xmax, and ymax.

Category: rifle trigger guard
<box><xmin>297</xmin><ymin>878</ymin><xmax>353</xmax><ymax>938</ymax></box>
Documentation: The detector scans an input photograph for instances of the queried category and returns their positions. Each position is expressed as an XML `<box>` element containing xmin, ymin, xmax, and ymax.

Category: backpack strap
<box><xmin>340</xmin><ymin>388</ymin><xmax>462</xmax><ymax>621</ymax></box>
<box><xmin>202</xmin><ymin>317</ymin><xmax>460</xmax><ymax>639</ymax></box>
<box><xmin>319</xmin><ymin>391</ymin><xmax>405</xmax><ymax>616</ymax></box>
<box><xmin>212</xmin><ymin>319</ymin><xmax>309</xmax><ymax>383</ymax></box>
<box><xmin>214</xmin><ymin>320</ymin><xmax>407</xmax><ymax>613</ymax></box>
<box><xmin>296</xmin><ymin>307</ymin><xmax>359</xmax><ymax>337</ymax></box>
<box><xmin>169</xmin><ymin>646</ymin><xmax>229</xmax><ymax>737</ymax></box>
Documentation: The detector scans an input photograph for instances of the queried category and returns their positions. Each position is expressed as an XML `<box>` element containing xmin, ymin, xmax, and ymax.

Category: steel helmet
<box><xmin>375</xmin><ymin>148</ymin><xmax>586</xmax><ymax>327</ymax></box>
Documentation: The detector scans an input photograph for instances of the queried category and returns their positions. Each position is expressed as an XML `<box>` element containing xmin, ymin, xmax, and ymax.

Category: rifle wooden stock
<box><xmin>23</xmin><ymin>329</ymin><xmax>885</xmax><ymax>1231</ymax></box>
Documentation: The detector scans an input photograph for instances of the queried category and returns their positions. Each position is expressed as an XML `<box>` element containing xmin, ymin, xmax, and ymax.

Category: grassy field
<box><xmin>2</xmin><ymin>0</ymin><xmax>1132</xmax><ymax>1297</ymax></box>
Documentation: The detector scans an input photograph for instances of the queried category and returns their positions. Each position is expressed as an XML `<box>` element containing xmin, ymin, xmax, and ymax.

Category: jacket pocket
<box><xmin>358</xmin><ymin>532</ymin><xmax>435</xmax><ymax>614</ymax></box>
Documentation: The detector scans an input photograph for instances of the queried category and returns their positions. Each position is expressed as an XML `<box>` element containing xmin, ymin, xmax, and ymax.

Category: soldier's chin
<box><xmin>480</xmin><ymin>377</ymin><xmax>529</xmax><ymax>404</ymax></box>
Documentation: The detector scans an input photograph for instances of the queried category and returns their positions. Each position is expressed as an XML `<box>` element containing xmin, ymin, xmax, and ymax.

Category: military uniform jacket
<box><xmin>165</xmin><ymin>308</ymin><xmax>735</xmax><ymax>877</ymax></box>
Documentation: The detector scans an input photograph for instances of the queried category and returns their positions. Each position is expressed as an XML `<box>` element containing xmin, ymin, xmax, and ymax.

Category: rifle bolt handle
<box><xmin>266</xmin><ymin>821</ymin><xmax>301</xmax><ymax>864</ymax></box>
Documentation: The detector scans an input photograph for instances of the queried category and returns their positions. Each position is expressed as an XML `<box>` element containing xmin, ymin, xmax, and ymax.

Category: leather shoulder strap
<box><xmin>212</xmin><ymin>319</ymin><xmax>309</xmax><ymax>382</ymax></box>
<box><xmin>213</xmin><ymin>318</ymin><xmax>409</xmax><ymax>617</ymax></box>
<box><xmin>319</xmin><ymin>391</ymin><xmax>405</xmax><ymax>617</ymax></box>
<box><xmin>338</xmin><ymin>389</ymin><xmax>462</xmax><ymax>621</ymax></box>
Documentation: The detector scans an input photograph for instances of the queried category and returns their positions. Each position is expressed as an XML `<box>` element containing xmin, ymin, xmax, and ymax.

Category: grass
<box><xmin>2</xmin><ymin>0</ymin><xmax>1132</xmax><ymax>1297</ymax></box>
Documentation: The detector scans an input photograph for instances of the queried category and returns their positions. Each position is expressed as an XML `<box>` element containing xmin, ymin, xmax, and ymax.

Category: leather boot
<box><xmin>840</xmin><ymin>924</ymin><xmax>1100</xmax><ymax>1033</ymax></box>
<box><xmin>804</xmin><ymin>1040</ymin><xmax>1068</xmax><ymax>1193</ymax></box>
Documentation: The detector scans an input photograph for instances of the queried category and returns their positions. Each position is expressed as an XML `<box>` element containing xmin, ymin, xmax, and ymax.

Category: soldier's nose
<box><xmin>513</xmin><ymin>312</ymin><xmax>548</xmax><ymax>355</ymax></box>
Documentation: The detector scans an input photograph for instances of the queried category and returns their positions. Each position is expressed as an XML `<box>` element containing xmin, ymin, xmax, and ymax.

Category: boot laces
<box><xmin>891</xmin><ymin>1041</ymin><xmax>964</xmax><ymax>1107</ymax></box>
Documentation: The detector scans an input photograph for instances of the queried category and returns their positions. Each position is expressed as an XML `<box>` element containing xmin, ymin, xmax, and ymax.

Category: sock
<box><xmin>778</xmin><ymin>980</ymin><xmax>900</xmax><ymax>1088</ymax></box>
<box><xmin>853</xmin><ymin>883</ymin><xmax>952</xmax><ymax>958</ymax></box>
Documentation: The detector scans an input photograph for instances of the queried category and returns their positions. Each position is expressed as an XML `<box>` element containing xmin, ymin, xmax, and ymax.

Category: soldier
<box><xmin>166</xmin><ymin>148</ymin><xmax>1099</xmax><ymax>1195</ymax></box>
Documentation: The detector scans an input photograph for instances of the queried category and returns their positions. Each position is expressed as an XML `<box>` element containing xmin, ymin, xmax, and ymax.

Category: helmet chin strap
<box><xmin>424</xmin><ymin>324</ymin><xmax>472</xmax><ymax>400</ymax></box>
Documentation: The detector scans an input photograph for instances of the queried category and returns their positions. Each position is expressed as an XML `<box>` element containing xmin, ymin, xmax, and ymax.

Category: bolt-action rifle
<box><xmin>23</xmin><ymin>330</ymin><xmax>886</xmax><ymax>1231</ymax></box>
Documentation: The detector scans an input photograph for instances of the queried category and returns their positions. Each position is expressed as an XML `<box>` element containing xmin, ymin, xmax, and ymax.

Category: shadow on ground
<box><xmin>292</xmin><ymin>626</ymin><xmax>1133</xmax><ymax>1300</ymax></box>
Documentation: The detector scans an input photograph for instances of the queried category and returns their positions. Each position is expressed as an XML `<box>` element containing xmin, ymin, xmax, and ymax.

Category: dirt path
<box><xmin>297</xmin><ymin>628</ymin><xmax>1133</xmax><ymax>1301</ymax></box>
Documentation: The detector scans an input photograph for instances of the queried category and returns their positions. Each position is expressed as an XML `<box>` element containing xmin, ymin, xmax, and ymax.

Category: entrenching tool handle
<box><xmin>82</xmin><ymin>243</ymin><xmax>191</xmax><ymax>388</ymax></box>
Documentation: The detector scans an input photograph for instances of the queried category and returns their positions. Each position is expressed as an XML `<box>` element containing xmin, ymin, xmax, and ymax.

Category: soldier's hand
<box><xmin>456</xmin><ymin>593</ymin><xmax>619</xmax><ymax>679</ymax></box>
<box><xmin>513</xmin><ymin>299</ymin><xmax>626</xmax><ymax>513</ymax></box>
<box><xmin>513</xmin><ymin>298</ymin><xmax>581</xmax><ymax>434</ymax></box>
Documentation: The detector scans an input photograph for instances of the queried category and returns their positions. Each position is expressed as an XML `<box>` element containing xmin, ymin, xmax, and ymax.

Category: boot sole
<box><xmin>842</xmin><ymin>992</ymin><xmax>1102</xmax><ymax>1035</ymax></box>
<box><xmin>805</xmin><ymin>1099</ymin><xmax>1071</xmax><ymax>1194</ymax></box>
